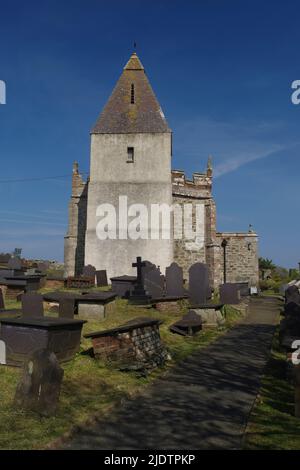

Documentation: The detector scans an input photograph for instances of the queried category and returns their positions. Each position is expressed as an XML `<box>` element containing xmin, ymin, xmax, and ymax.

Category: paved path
<box><xmin>63</xmin><ymin>296</ymin><xmax>280</xmax><ymax>450</ymax></box>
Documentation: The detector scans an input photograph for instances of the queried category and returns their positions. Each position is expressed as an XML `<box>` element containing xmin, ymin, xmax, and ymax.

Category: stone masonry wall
<box><xmin>216</xmin><ymin>232</ymin><xmax>259</xmax><ymax>286</ymax></box>
<box><xmin>92</xmin><ymin>324</ymin><xmax>168</xmax><ymax>368</ymax></box>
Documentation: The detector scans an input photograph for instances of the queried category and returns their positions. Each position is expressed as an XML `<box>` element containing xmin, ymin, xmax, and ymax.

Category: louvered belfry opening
<box><xmin>131</xmin><ymin>83</ymin><xmax>135</xmax><ymax>104</ymax></box>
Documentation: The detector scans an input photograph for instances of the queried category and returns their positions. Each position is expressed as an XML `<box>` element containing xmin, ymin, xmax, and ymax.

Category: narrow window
<box><xmin>127</xmin><ymin>147</ymin><xmax>134</xmax><ymax>163</ymax></box>
<box><xmin>131</xmin><ymin>84</ymin><xmax>135</xmax><ymax>104</ymax></box>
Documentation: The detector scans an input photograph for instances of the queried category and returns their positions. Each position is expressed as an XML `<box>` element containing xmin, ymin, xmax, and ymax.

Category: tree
<box><xmin>259</xmin><ymin>257</ymin><xmax>276</xmax><ymax>270</ymax></box>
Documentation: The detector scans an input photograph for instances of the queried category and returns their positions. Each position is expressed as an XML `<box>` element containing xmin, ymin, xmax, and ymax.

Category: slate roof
<box><xmin>91</xmin><ymin>53</ymin><xmax>171</xmax><ymax>134</ymax></box>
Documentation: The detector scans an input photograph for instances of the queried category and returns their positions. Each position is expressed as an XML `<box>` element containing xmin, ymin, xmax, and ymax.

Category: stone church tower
<box><xmin>65</xmin><ymin>52</ymin><xmax>173</xmax><ymax>279</ymax></box>
<box><xmin>64</xmin><ymin>52</ymin><xmax>259</xmax><ymax>288</ymax></box>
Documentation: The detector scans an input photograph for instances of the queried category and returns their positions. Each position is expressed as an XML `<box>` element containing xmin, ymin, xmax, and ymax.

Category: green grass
<box><xmin>0</xmin><ymin>295</ymin><xmax>244</xmax><ymax>450</ymax></box>
<box><xmin>244</xmin><ymin>329</ymin><xmax>300</xmax><ymax>450</ymax></box>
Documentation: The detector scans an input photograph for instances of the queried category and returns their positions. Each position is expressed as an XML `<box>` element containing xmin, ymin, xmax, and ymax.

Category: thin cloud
<box><xmin>214</xmin><ymin>144</ymin><xmax>284</xmax><ymax>178</ymax></box>
<box><xmin>173</xmin><ymin>116</ymin><xmax>286</xmax><ymax>177</ymax></box>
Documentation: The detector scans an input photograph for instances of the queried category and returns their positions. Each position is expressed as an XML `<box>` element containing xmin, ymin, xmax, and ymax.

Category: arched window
<box><xmin>131</xmin><ymin>84</ymin><xmax>135</xmax><ymax>104</ymax></box>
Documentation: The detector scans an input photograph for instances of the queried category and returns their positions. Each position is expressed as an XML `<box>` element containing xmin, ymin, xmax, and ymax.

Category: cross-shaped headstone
<box><xmin>132</xmin><ymin>257</ymin><xmax>146</xmax><ymax>288</ymax></box>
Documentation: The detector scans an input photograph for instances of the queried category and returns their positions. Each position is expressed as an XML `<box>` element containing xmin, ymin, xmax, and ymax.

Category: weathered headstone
<box><xmin>59</xmin><ymin>298</ymin><xmax>75</xmax><ymax>319</ymax></box>
<box><xmin>21</xmin><ymin>293</ymin><xmax>44</xmax><ymax>318</ymax></box>
<box><xmin>0</xmin><ymin>288</ymin><xmax>4</xmax><ymax>310</ymax></box>
<box><xmin>14</xmin><ymin>349</ymin><xmax>64</xmax><ymax>417</ymax></box>
<box><xmin>96</xmin><ymin>270</ymin><xmax>108</xmax><ymax>287</ymax></box>
<box><xmin>144</xmin><ymin>267</ymin><xmax>165</xmax><ymax>299</ymax></box>
<box><xmin>188</xmin><ymin>263</ymin><xmax>209</xmax><ymax>305</ymax></box>
<box><xmin>0</xmin><ymin>340</ymin><xmax>6</xmax><ymax>365</ymax></box>
<box><xmin>165</xmin><ymin>262</ymin><xmax>184</xmax><ymax>297</ymax></box>
<box><xmin>82</xmin><ymin>264</ymin><xmax>96</xmax><ymax>282</ymax></box>
<box><xmin>220</xmin><ymin>283</ymin><xmax>241</xmax><ymax>305</ymax></box>
<box><xmin>141</xmin><ymin>260</ymin><xmax>156</xmax><ymax>282</ymax></box>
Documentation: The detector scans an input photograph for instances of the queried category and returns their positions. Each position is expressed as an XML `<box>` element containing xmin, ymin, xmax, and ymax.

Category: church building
<box><xmin>64</xmin><ymin>52</ymin><xmax>259</xmax><ymax>288</ymax></box>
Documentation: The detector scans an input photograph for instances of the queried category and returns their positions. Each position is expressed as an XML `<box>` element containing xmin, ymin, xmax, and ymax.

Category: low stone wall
<box><xmin>86</xmin><ymin>318</ymin><xmax>169</xmax><ymax>371</ymax></box>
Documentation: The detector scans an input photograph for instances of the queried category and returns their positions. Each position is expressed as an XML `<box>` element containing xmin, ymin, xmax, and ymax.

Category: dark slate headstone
<box><xmin>21</xmin><ymin>293</ymin><xmax>44</xmax><ymax>318</ymax></box>
<box><xmin>286</xmin><ymin>285</ymin><xmax>300</xmax><ymax>305</ymax></box>
<box><xmin>141</xmin><ymin>260</ymin><xmax>156</xmax><ymax>282</ymax></box>
<box><xmin>7</xmin><ymin>257</ymin><xmax>22</xmax><ymax>270</ymax></box>
<box><xmin>144</xmin><ymin>267</ymin><xmax>165</xmax><ymax>299</ymax></box>
<box><xmin>220</xmin><ymin>283</ymin><xmax>241</xmax><ymax>305</ymax></box>
<box><xmin>82</xmin><ymin>265</ymin><xmax>96</xmax><ymax>281</ymax></box>
<box><xmin>0</xmin><ymin>288</ymin><xmax>4</xmax><ymax>310</ymax></box>
<box><xmin>14</xmin><ymin>349</ymin><xmax>64</xmax><ymax>417</ymax></box>
<box><xmin>165</xmin><ymin>262</ymin><xmax>184</xmax><ymax>297</ymax></box>
<box><xmin>59</xmin><ymin>298</ymin><xmax>75</xmax><ymax>319</ymax></box>
<box><xmin>188</xmin><ymin>263</ymin><xmax>209</xmax><ymax>306</ymax></box>
<box><xmin>96</xmin><ymin>270</ymin><xmax>108</xmax><ymax>287</ymax></box>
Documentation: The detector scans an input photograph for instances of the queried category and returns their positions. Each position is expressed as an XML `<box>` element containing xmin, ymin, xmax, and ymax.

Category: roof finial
<box><xmin>73</xmin><ymin>161</ymin><xmax>79</xmax><ymax>174</ymax></box>
<box><xmin>133</xmin><ymin>41</ymin><xmax>137</xmax><ymax>51</ymax></box>
<box><xmin>207</xmin><ymin>155</ymin><xmax>213</xmax><ymax>176</ymax></box>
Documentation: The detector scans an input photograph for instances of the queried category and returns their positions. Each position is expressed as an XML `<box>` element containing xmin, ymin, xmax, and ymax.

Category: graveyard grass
<box><xmin>0</xmin><ymin>295</ymin><xmax>243</xmax><ymax>450</ymax></box>
<box><xmin>244</xmin><ymin>329</ymin><xmax>300</xmax><ymax>450</ymax></box>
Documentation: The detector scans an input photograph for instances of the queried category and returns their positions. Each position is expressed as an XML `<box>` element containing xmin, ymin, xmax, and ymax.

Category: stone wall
<box><xmin>171</xmin><ymin>168</ymin><xmax>217</xmax><ymax>284</ymax></box>
<box><xmin>90</xmin><ymin>321</ymin><xmax>168</xmax><ymax>370</ymax></box>
<box><xmin>216</xmin><ymin>232</ymin><xmax>259</xmax><ymax>286</ymax></box>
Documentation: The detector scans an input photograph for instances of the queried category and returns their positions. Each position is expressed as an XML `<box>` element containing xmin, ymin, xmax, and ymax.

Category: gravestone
<box><xmin>141</xmin><ymin>260</ymin><xmax>156</xmax><ymax>282</ymax></box>
<box><xmin>21</xmin><ymin>293</ymin><xmax>44</xmax><ymax>318</ymax></box>
<box><xmin>165</xmin><ymin>262</ymin><xmax>184</xmax><ymax>297</ymax></box>
<box><xmin>286</xmin><ymin>285</ymin><xmax>300</xmax><ymax>305</ymax></box>
<box><xmin>188</xmin><ymin>263</ymin><xmax>209</xmax><ymax>306</ymax></box>
<box><xmin>0</xmin><ymin>288</ymin><xmax>4</xmax><ymax>310</ymax></box>
<box><xmin>170</xmin><ymin>311</ymin><xmax>202</xmax><ymax>336</ymax></box>
<box><xmin>14</xmin><ymin>349</ymin><xmax>64</xmax><ymax>417</ymax></box>
<box><xmin>220</xmin><ymin>283</ymin><xmax>241</xmax><ymax>305</ymax></box>
<box><xmin>7</xmin><ymin>257</ymin><xmax>22</xmax><ymax>271</ymax></box>
<box><xmin>144</xmin><ymin>267</ymin><xmax>165</xmax><ymax>299</ymax></box>
<box><xmin>96</xmin><ymin>270</ymin><xmax>108</xmax><ymax>287</ymax></box>
<box><xmin>82</xmin><ymin>265</ymin><xmax>96</xmax><ymax>282</ymax></box>
<box><xmin>129</xmin><ymin>257</ymin><xmax>151</xmax><ymax>304</ymax></box>
<box><xmin>59</xmin><ymin>298</ymin><xmax>75</xmax><ymax>319</ymax></box>
<box><xmin>0</xmin><ymin>340</ymin><xmax>6</xmax><ymax>365</ymax></box>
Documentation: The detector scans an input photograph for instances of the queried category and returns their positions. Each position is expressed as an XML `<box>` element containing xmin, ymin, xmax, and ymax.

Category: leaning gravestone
<box><xmin>144</xmin><ymin>267</ymin><xmax>165</xmax><ymax>299</ymax></box>
<box><xmin>21</xmin><ymin>293</ymin><xmax>44</xmax><ymax>318</ymax></box>
<box><xmin>14</xmin><ymin>349</ymin><xmax>64</xmax><ymax>417</ymax></box>
<box><xmin>169</xmin><ymin>311</ymin><xmax>202</xmax><ymax>336</ymax></box>
<box><xmin>165</xmin><ymin>262</ymin><xmax>184</xmax><ymax>297</ymax></box>
<box><xmin>188</xmin><ymin>263</ymin><xmax>209</xmax><ymax>306</ymax></box>
<box><xmin>220</xmin><ymin>283</ymin><xmax>241</xmax><ymax>305</ymax></box>
<box><xmin>96</xmin><ymin>270</ymin><xmax>108</xmax><ymax>287</ymax></box>
<box><xmin>0</xmin><ymin>288</ymin><xmax>4</xmax><ymax>310</ymax></box>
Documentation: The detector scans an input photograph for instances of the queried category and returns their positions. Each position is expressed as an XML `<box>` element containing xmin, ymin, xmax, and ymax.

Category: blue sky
<box><xmin>0</xmin><ymin>0</ymin><xmax>299</xmax><ymax>267</ymax></box>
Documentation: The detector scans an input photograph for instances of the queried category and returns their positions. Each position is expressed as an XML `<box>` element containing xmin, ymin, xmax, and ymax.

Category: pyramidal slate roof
<box><xmin>91</xmin><ymin>53</ymin><xmax>171</xmax><ymax>134</ymax></box>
